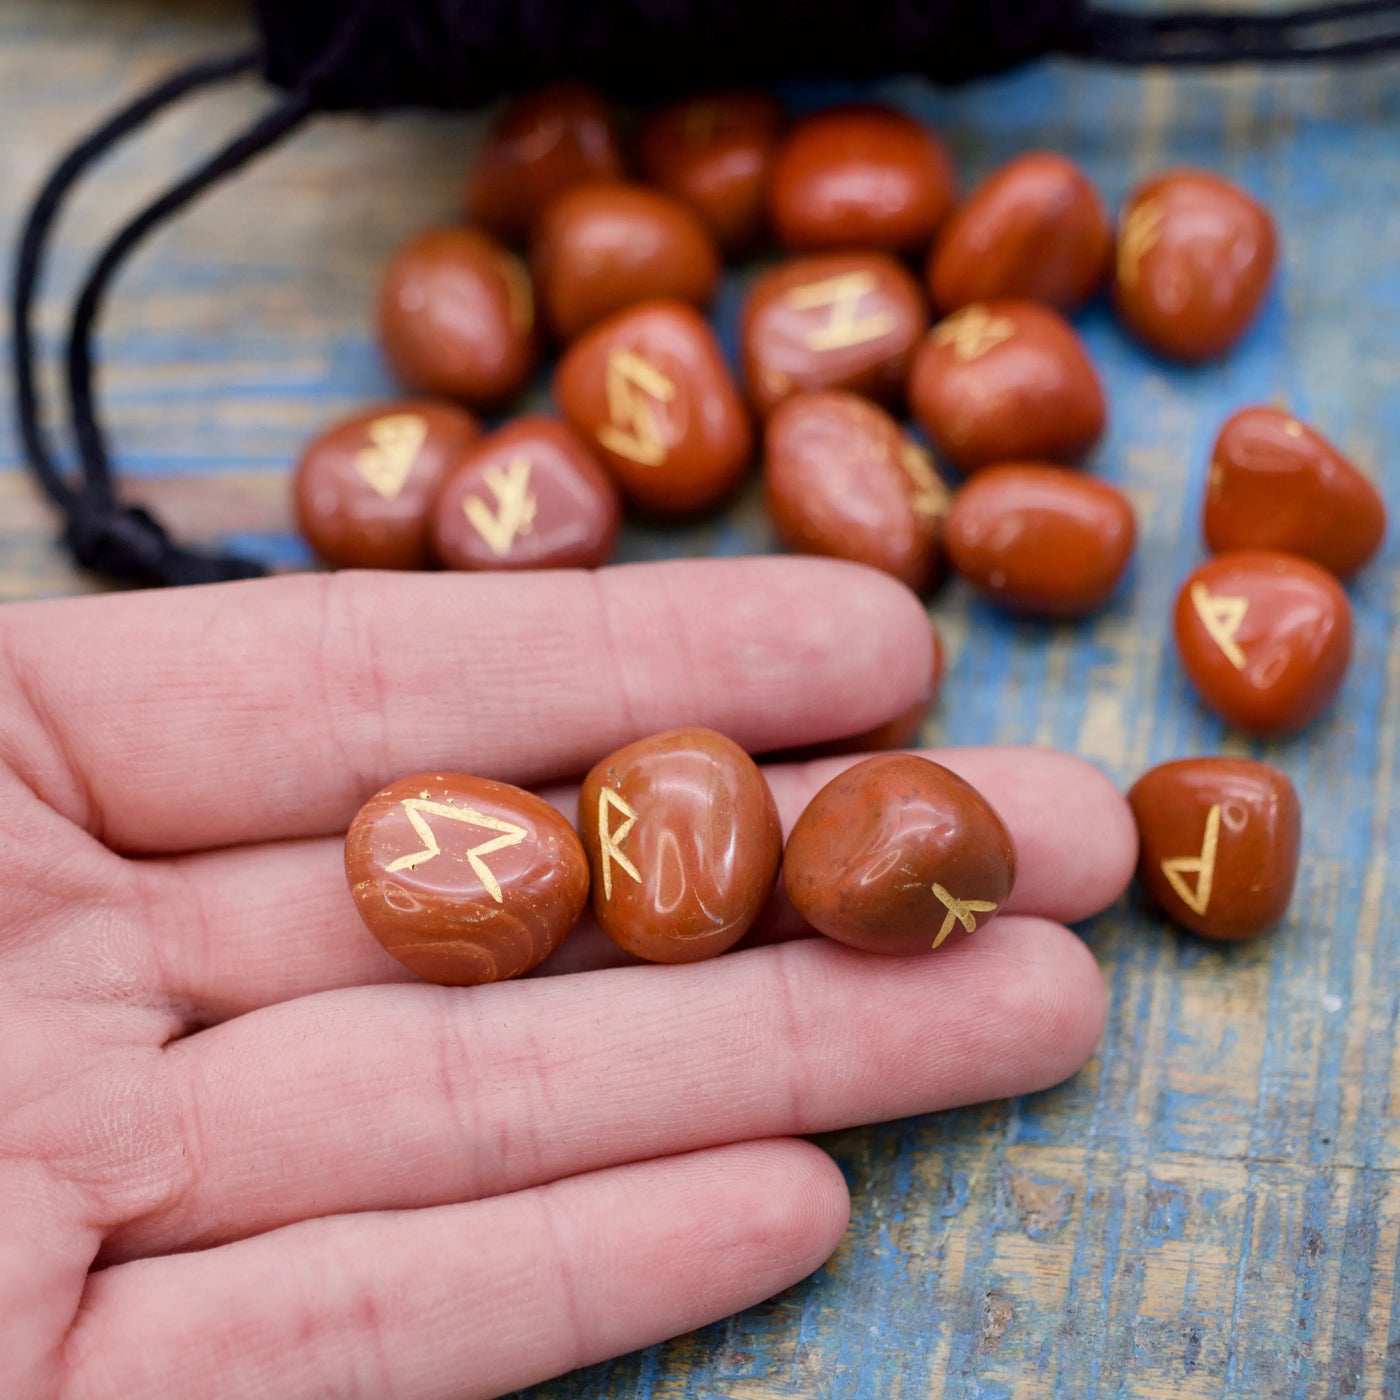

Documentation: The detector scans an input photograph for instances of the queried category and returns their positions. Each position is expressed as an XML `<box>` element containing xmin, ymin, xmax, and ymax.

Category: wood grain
<box><xmin>2</xmin><ymin>2</ymin><xmax>1399</xmax><ymax>1395</ymax></box>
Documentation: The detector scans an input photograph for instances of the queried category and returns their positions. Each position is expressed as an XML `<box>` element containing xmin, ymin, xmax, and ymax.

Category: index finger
<box><xmin>0</xmin><ymin>558</ymin><xmax>932</xmax><ymax>853</ymax></box>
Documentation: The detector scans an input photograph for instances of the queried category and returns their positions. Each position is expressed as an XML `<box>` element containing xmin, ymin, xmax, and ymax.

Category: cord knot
<box><xmin>64</xmin><ymin>498</ymin><xmax>266</xmax><ymax>587</ymax></box>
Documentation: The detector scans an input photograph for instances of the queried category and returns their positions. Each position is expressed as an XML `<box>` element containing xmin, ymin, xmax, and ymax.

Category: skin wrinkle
<box><xmin>591</xmin><ymin>568</ymin><xmax>646</xmax><ymax>738</ymax></box>
<box><xmin>530</xmin><ymin>1182</ymin><xmax>594</xmax><ymax>1378</ymax></box>
<box><xmin>426</xmin><ymin>990</ymin><xmax>501</xmax><ymax>1199</ymax></box>
<box><xmin>653</xmin><ymin>563</ymin><xmax>709</xmax><ymax>723</ymax></box>
<box><xmin>763</xmin><ymin>936</ymin><xmax>823</xmax><ymax>1133</ymax></box>
<box><xmin>70</xmin><ymin>1054</ymin><xmax>193</xmax><ymax>1224</ymax></box>
<box><xmin>12</xmin><ymin>1160</ymin><xmax>104</xmax><ymax>1400</ymax></box>
<box><xmin>313</xmin><ymin>573</ymin><xmax>399</xmax><ymax>830</ymax></box>
<box><xmin>0</xmin><ymin>799</ymin><xmax>91</xmax><ymax>961</ymax></box>
<box><xmin>0</xmin><ymin>626</ymin><xmax>101</xmax><ymax>843</ymax></box>
<box><xmin>93</xmin><ymin>1044</ymin><xmax>212</xmax><ymax>1265</ymax></box>
<box><xmin>137</xmin><ymin>859</ymin><xmax>224</xmax><ymax>1034</ymax></box>
<box><xmin>493</xmin><ymin>1002</ymin><xmax>584</xmax><ymax>1189</ymax></box>
<box><xmin>325</xmin><ymin>1230</ymin><xmax>399</xmax><ymax>1400</ymax></box>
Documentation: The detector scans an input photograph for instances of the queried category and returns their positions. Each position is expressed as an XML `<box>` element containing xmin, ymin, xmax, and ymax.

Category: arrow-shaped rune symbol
<box><xmin>463</xmin><ymin>455</ymin><xmax>537</xmax><ymax>557</ymax></box>
<box><xmin>353</xmin><ymin>413</ymin><xmax>427</xmax><ymax>500</ymax></box>
<box><xmin>385</xmin><ymin>800</ymin><xmax>528</xmax><ymax>903</ymax></box>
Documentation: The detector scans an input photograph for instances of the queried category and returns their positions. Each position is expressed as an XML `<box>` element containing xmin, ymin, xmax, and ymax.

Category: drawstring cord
<box><xmin>11</xmin><ymin>1</ymin><xmax>377</xmax><ymax>586</ymax></box>
<box><xmin>1066</xmin><ymin>0</ymin><xmax>1400</xmax><ymax>63</ymax></box>
<box><xmin>11</xmin><ymin>48</ymin><xmax>264</xmax><ymax>585</ymax></box>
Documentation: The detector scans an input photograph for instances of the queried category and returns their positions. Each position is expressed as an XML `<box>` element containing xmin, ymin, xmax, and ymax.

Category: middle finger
<box><xmin>147</xmin><ymin>746</ymin><xmax>1135</xmax><ymax>1020</ymax></box>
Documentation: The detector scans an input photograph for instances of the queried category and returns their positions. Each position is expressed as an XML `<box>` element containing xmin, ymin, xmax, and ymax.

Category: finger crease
<box><xmin>590</xmin><ymin>573</ymin><xmax>644</xmax><ymax>738</ymax></box>
<box><xmin>315</xmin><ymin>575</ymin><xmax>394</xmax><ymax>810</ymax></box>
<box><xmin>532</xmin><ymin>1183</ymin><xmax>591</xmax><ymax>1372</ymax></box>
<box><xmin>0</xmin><ymin>625</ymin><xmax>105</xmax><ymax>843</ymax></box>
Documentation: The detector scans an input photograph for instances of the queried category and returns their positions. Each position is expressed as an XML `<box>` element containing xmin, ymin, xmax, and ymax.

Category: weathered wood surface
<box><xmin>2</xmin><ymin>2</ymin><xmax>1399</xmax><ymax>1395</ymax></box>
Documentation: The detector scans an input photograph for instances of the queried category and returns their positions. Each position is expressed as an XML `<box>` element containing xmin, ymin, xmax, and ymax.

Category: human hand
<box><xmin>0</xmin><ymin>557</ymin><xmax>1134</xmax><ymax>1400</ymax></box>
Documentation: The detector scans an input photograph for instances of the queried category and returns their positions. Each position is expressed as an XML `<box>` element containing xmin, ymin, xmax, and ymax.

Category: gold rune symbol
<box><xmin>597</xmin><ymin>788</ymin><xmax>642</xmax><ymax>900</ymax></box>
<box><xmin>597</xmin><ymin>349</ymin><xmax>676</xmax><ymax>466</ymax></box>
<box><xmin>786</xmin><ymin>271</ymin><xmax>897</xmax><ymax>352</ymax></box>
<box><xmin>931</xmin><ymin>305</ymin><xmax>1016</xmax><ymax>362</ymax></box>
<box><xmin>899</xmin><ymin>443</ymin><xmax>950</xmax><ymax>521</ymax></box>
<box><xmin>1117</xmin><ymin>199</ymin><xmax>1164</xmax><ymax>289</ymax></box>
<box><xmin>1190</xmin><ymin>582</ymin><xmax>1249</xmax><ymax>670</ymax></box>
<box><xmin>1161</xmin><ymin>803</ymin><xmax>1221</xmax><ymax>916</ymax></box>
<box><xmin>385</xmin><ymin>799</ymin><xmax>528</xmax><ymax>903</ymax></box>
<box><xmin>463</xmin><ymin>455</ymin><xmax>537</xmax><ymax>557</ymax></box>
<box><xmin>930</xmin><ymin>883</ymin><xmax>999</xmax><ymax>948</ymax></box>
<box><xmin>354</xmin><ymin>413</ymin><xmax>428</xmax><ymax>500</ymax></box>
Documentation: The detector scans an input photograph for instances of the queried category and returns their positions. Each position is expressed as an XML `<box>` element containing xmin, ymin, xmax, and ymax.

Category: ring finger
<box><xmin>103</xmin><ymin>914</ymin><xmax>1106</xmax><ymax>1264</ymax></box>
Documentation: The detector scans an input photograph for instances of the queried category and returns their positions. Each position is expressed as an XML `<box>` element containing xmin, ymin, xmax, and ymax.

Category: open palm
<box><xmin>1</xmin><ymin>557</ymin><xmax>1134</xmax><ymax>1399</ymax></box>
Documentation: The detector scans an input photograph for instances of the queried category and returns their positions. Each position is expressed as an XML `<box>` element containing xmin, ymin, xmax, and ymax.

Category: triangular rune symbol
<box><xmin>1160</xmin><ymin>803</ymin><xmax>1222</xmax><ymax>917</ymax></box>
<box><xmin>1190</xmin><ymin>583</ymin><xmax>1248</xmax><ymax>670</ymax></box>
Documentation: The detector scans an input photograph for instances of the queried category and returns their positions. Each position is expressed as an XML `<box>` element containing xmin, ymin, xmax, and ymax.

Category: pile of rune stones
<box><xmin>310</xmin><ymin>86</ymin><xmax>1389</xmax><ymax>986</ymax></box>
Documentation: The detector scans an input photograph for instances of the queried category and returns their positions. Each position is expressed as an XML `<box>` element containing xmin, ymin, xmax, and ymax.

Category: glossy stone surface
<box><xmin>463</xmin><ymin>83</ymin><xmax>623</xmax><ymax>245</ymax></box>
<box><xmin>579</xmin><ymin>727</ymin><xmax>782</xmax><ymax>963</ymax></box>
<box><xmin>927</xmin><ymin>152</ymin><xmax>1112</xmax><ymax>314</ymax></box>
<box><xmin>1204</xmin><ymin>406</ymin><xmax>1387</xmax><ymax>578</ymax></box>
<box><xmin>741</xmin><ymin>252</ymin><xmax>927</xmax><ymax>417</ymax></box>
<box><xmin>945</xmin><ymin>463</ymin><xmax>1135</xmax><ymax>616</ymax></box>
<box><xmin>553</xmin><ymin>299</ymin><xmax>753</xmax><ymax>516</ymax></box>
<box><xmin>1173</xmin><ymin>550</ymin><xmax>1353</xmax><ymax>735</ymax></box>
<box><xmin>783</xmin><ymin>754</ymin><xmax>1017</xmax><ymax>958</ymax></box>
<box><xmin>763</xmin><ymin>390</ymin><xmax>947</xmax><ymax>592</ymax></box>
<box><xmin>530</xmin><ymin>181</ymin><xmax>720</xmax><ymax>343</ymax></box>
<box><xmin>637</xmin><ymin>92</ymin><xmax>782</xmax><ymax>254</ymax></box>
<box><xmin>908</xmin><ymin>300</ymin><xmax>1106</xmax><ymax>473</ymax></box>
<box><xmin>768</xmin><ymin>105</ymin><xmax>955</xmax><ymax>254</ymax></box>
<box><xmin>1114</xmin><ymin>169</ymin><xmax>1277</xmax><ymax>362</ymax></box>
<box><xmin>377</xmin><ymin>227</ymin><xmax>538</xmax><ymax>406</ymax></box>
<box><xmin>294</xmin><ymin>402</ymin><xmax>480</xmax><ymax>569</ymax></box>
<box><xmin>346</xmin><ymin>773</ymin><xmax>590</xmax><ymax>985</ymax></box>
<box><xmin>430</xmin><ymin>416</ymin><xmax>620</xmax><ymax>571</ymax></box>
<box><xmin>1128</xmin><ymin>758</ymin><xmax>1300</xmax><ymax>941</ymax></box>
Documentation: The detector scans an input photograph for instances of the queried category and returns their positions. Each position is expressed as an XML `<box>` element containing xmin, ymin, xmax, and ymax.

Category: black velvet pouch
<box><xmin>255</xmin><ymin>0</ymin><xmax>1090</xmax><ymax>106</ymax></box>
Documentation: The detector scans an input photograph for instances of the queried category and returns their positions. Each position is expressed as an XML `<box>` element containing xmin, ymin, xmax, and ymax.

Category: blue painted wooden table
<box><xmin>2</xmin><ymin>3</ymin><xmax>1399</xmax><ymax>1394</ymax></box>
